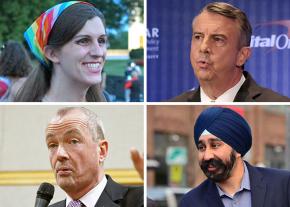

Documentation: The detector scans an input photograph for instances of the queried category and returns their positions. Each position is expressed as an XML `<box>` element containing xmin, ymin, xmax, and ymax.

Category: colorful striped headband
<box><xmin>24</xmin><ymin>1</ymin><xmax>89</xmax><ymax>67</ymax></box>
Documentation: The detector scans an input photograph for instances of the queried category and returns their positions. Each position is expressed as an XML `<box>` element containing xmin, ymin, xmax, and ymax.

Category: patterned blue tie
<box><xmin>68</xmin><ymin>200</ymin><xmax>84</xmax><ymax>207</ymax></box>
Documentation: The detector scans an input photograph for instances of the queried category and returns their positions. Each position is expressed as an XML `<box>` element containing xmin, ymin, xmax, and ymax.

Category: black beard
<box><xmin>200</xmin><ymin>150</ymin><xmax>236</xmax><ymax>182</ymax></box>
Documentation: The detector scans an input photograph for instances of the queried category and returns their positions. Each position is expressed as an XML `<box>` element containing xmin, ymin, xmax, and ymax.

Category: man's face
<box><xmin>197</xmin><ymin>134</ymin><xmax>237</xmax><ymax>182</ymax></box>
<box><xmin>45</xmin><ymin>109</ymin><xmax>108</xmax><ymax>196</ymax></box>
<box><xmin>190</xmin><ymin>11</ymin><xmax>250</xmax><ymax>83</ymax></box>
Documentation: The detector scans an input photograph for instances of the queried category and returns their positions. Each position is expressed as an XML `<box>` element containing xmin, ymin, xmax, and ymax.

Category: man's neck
<box><xmin>66</xmin><ymin>173</ymin><xmax>105</xmax><ymax>200</ymax></box>
<box><xmin>200</xmin><ymin>70</ymin><xmax>243</xmax><ymax>100</ymax></box>
<box><xmin>217</xmin><ymin>159</ymin><xmax>245</xmax><ymax>196</ymax></box>
<box><xmin>66</xmin><ymin>174</ymin><xmax>107</xmax><ymax>207</ymax></box>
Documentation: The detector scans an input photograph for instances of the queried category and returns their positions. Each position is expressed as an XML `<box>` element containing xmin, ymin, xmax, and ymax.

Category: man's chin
<box><xmin>57</xmin><ymin>178</ymin><xmax>75</xmax><ymax>190</ymax></box>
<box><xmin>195</xmin><ymin>71</ymin><xmax>214</xmax><ymax>82</ymax></box>
<box><xmin>203</xmin><ymin>169</ymin><xmax>229</xmax><ymax>182</ymax></box>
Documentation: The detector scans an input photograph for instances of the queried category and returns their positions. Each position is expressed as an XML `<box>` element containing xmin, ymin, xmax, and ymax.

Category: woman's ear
<box><xmin>44</xmin><ymin>46</ymin><xmax>60</xmax><ymax>63</ymax></box>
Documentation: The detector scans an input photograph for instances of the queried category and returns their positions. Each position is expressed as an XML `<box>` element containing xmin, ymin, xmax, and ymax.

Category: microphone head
<box><xmin>37</xmin><ymin>182</ymin><xmax>55</xmax><ymax>202</ymax></box>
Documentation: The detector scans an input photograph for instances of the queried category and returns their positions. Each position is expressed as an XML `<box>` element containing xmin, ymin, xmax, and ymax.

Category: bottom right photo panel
<box><xmin>147</xmin><ymin>105</ymin><xmax>290</xmax><ymax>207</ymax></box>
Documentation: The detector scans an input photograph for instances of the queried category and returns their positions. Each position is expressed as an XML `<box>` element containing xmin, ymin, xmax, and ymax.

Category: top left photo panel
<box><xmin>0</xmin><ymin>0</ymin><xmax>144</xmax><ymax>102</ymax></box>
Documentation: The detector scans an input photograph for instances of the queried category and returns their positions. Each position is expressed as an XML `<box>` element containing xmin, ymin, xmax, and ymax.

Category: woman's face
<box><xmin>53</xmin><ymin>16</ymin><xmax>107</xmax><ymax>86</ymax></box>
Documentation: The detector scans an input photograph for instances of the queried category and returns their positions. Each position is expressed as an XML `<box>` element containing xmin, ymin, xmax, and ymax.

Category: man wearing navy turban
<box><xmin>180</xmin><ymin>107</ymin><xmax>290</xmax><ymax>207</ymax></box>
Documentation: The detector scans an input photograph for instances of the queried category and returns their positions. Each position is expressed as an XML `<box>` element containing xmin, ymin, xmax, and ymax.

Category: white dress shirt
<box><xmin>200</xmin><ymin>75</ymin><xmax>246</xmax><ymax>102</ymax></box>
<box><xmin>66</xmin><ymin>175</ymin><xmax>107</xmax><ymax>207</ymax></box>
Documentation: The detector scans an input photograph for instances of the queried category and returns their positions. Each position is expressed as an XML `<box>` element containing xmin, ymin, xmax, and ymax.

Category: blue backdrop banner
<box><xmin>147</xmin><ymin>0</ymin><xmax>290</xmax><ymax>101</ymax></box>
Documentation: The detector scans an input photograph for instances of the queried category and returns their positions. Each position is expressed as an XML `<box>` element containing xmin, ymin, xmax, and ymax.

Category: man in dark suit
<box><xmin>45</xmin><ymin>107</ymin><xmax>143</xmax><ymax>207</ymax></box>
<box><xmin>171</xmin><ymin>71</ymin><xmax>290</xmax><ymax>102</ymax></box>
<box><xmin>180</xmin><ymin>107</ymin><xmax>290</xmax><ymax>207</ymax></box>
<box><xmin>169</xmin><ymin>2</ymin><xmax>290</xmax><ymax>102</ymax></box>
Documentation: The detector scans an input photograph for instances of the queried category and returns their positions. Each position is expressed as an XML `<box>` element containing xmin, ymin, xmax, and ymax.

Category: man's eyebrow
<box><xmin>46</xmin><ymin>133</ymin><xmax>55</xmax><ymax>141</ymax></box>
<box><xmin>211</xmin><ymin>34</ymin><xmax>227</xmax><ymax>38</ymax></box>
<box><xmin>208</xmin><ymin>138</ymin><xmax>222</xmax><ymax>142</ymax></box>
<box><xmin>192</xmin><ymin>31</ymin><xmax>227</xmax><ymax>37</ymax></box>
<box><xmin>193</xmin><ymin>31</ymin><xmax>203</xmax><ymax>35</ymax></box>
<box><xmin>198</xmin><ymin>137</ymin><xmax>222</xmax><ymax>144</ymax></box>
<box><xmin>45</xmin><ymin>128</ymin><xmax>83</xmax><ymax>140</ymax></box>
<box><xmin>198</xmin><ymin>140</ymin><xmax>204</xmax><ymax>144</ymax></box>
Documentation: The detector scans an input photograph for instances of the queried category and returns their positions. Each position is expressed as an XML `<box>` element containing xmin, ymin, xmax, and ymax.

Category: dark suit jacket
<box><xmin>169</xmin><ymin>71</ymin><xmax>290</xmax><ymax>102</ymax></box>
<box><xmin>49</xmin><ymin>175</ymin><xmax>143</xmax><ymax>207</ymax></box>
<box><xmin>179</xmin><ymin>162</ymin><xmax>290</xmax><ymax>207</ymax></box>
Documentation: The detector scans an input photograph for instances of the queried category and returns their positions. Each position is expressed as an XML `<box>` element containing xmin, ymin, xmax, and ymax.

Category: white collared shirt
<box><xmin>200</xmin><ymin>75</ymin><xmax>246</xmax><ymax>102</ymax></box>
<box><xmin>66</xmin><ymin>175</ymin><xmax>107</xmax><ymax>207</ymax></box>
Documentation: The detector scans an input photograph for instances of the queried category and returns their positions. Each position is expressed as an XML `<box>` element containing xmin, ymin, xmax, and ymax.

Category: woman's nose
<box><xmin>89</xmin><ymin>41</ymin><xmax>105</xmax><ymax>57</ymax></box>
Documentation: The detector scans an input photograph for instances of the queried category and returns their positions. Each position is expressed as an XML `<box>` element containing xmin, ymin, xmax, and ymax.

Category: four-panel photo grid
<box><xmin>0</xmin><ymin>0</ymin><xmax>290</xmax><ymax>207</ymax></box>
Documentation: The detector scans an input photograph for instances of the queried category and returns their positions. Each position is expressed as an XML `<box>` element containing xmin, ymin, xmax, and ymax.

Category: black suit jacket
<box><xmin>49</xmin><ymin>175</ymin><xmax>143</xmax><ymax>207</ymax></box>
<box><xmin>169</xmin><ymin>71</ymin><xmax>290</xmax><ymax>102</ymax></box>
<box><xmin>179</xmin><ymin>162</ymin><xmax>290</xmax><ymax>207</ymax></box>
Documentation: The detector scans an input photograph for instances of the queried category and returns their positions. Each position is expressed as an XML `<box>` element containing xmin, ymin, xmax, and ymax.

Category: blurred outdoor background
<box><xmin>0</xmin><ymin>0</ymin><xmax>144</xmax><ymax>101</ymax></box>
<box><xmin>147</xmin><ymin>105</ymin><xmax>290</xmax><ymax>207</ymax></box>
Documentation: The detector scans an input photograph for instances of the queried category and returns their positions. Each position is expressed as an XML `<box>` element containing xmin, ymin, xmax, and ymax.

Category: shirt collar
<box><xmin>200</xmin><ymin>74</ymin><xmax>246</xmax><ymax>102</ymax></box>
<box><xmin>66</xmin><ymin>175</ymin><xmax>107</xmax><ymax>207</ymax></box>
<box><xmin>216</xmin><ymin>161</ymin><xmax>251</xmax><ymax>197</ymax></box>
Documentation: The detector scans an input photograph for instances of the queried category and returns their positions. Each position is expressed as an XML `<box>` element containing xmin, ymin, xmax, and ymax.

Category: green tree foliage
<box><xmin>0</xmin><ymin>1</ymin><xmax>54</xmax><ymax>42</ymax></box>
<box><xmin>109</xmin><ymin>30</ymin><xmax>128</xmax><ymax>49</ymax></box>
<box><xmin>121</xmin><ymin>0</ymin><xmax>143</xmax><ymax>23</ymax></box>
<box><xmin>0</xmin><ymin>0</ymin><xmax>143</xmax><ymax>45</ymax></box>
<box><xmin>82</xmin><ymin>0</ymin><xmax>126</xmax><ymax>29</ymax></box>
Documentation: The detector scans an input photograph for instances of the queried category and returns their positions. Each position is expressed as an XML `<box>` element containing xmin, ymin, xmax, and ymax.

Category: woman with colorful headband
<box><xmin>15</xmin><ymin>1</ymin><xmax>108</xmax><ymax>102</ymax></box>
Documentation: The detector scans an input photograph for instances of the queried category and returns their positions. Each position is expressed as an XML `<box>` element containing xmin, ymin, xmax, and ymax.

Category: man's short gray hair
<box><xmin>199</xmin><ymin>2</ymin><xmax>252</xmax><ymax>48</ymax></box>
<box><xmin>55</xmin><ymin>107</ymin><xmax>105</xmax><ymax>142</ymax></box>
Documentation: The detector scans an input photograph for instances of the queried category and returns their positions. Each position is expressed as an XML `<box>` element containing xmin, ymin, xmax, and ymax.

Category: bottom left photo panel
<box><xmin>0</xmin><ymin>105</ymin><xmax>144</xmax><ymax>207</ymax></box>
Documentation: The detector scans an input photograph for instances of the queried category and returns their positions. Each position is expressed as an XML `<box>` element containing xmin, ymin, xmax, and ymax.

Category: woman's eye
<box><xmin>76</xmin><ymin>38</ymin><xmax>90</xmax><ymax>45</ymax></box>
<box><xmin>98</xmin><ymin>37</ymin><xmax>107</xmax><ymax>45</ymax></box>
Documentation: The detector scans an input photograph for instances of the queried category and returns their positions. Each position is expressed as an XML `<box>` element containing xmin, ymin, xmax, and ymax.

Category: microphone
<box><xmin>34</xmin><ymin>182</ymin><xmax>55</xmax><ymax>207</ymax></box>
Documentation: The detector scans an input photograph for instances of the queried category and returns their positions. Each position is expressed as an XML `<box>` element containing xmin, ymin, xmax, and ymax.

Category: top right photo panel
<box><xmin>147</xmin><ymin>0</ymin><xmax>290</xmax><ymax>102</ymax></box>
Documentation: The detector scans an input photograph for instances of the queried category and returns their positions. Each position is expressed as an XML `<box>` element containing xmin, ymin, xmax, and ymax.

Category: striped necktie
<box><xmin>68</xmin><ymin>200</ymin><xmax>85</xmax><ymax>207</ymax></box>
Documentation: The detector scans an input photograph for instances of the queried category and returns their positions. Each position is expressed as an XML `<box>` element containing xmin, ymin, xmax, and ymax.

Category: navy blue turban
<box><xmin>194</xmin><ymin>107</ymin><xmax>252</xmax><ymax>156</ymax></box>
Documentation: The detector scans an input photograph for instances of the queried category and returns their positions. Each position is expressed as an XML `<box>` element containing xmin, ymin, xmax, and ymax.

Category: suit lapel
<box><xmin>49</xmin><ymin>199</ymin><xmax>66</xmax><ymax>207</ymax></box>
<box><xmin>245</xmin><ymin>162</ymin><xmax>267</xmax><ymax>207</ymax></box>
<box><xmin>188</xmin><ymin>87</ymin><xmax>201</xmax><ymax>101</ymax></box>
<box><xmin>234</xmin><ymin>71</ymin><xmax>262</xmax><ymax>102</ymax></box>
<box><xmin>204</xmin><ymin>162</ymin><xmax>267</xmax><ymax>207</ymax></box>
<box><xmin>205</xmin><ymin>180</ymin><xmax>225</xmax><ymax>207</ymax></box>
<box><xmin>95</xmin><ymin>175</ymin><xmax>128</xmax><ymax>207</ymax></box>
<box><xmin>96</xmin><ymin>191</ymin><xmax>120</xmax><ymax>207</ymax></box>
